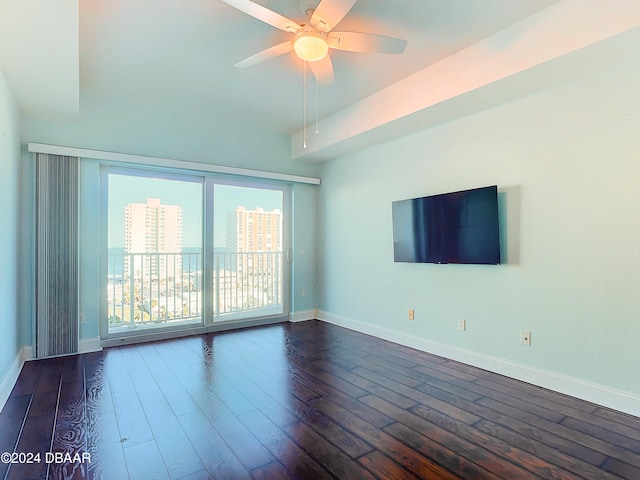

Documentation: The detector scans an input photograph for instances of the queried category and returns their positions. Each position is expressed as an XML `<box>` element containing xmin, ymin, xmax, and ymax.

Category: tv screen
<box><xmin>392</xmin><ymin>185</ymin><xmax>500</xmax><ymax>265</ymax></box>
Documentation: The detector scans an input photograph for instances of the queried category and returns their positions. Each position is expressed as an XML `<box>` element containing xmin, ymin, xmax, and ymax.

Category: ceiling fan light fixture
<box><xmin>294</xmin><ymin>31</ymin><xmax>328</xmax><ymax>62</ymax></box>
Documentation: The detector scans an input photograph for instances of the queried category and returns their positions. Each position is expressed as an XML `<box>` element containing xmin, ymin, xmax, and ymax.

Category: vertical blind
<box><xmin>35</xmin><ymin>153</ymin><xmax>79</xmax><ymax>358</ymax></box>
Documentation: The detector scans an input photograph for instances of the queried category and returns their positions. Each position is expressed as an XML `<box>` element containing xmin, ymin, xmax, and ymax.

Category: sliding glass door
<box><xmin>101</xmin><ymin>168</ymin><xmax>289</xmax><ymax>342</ymax></box>
<box><xmin>212</xmin><ymin>182</ymin><xmax>285</xmax><ymax>321</ymax></box>
<box><xmin>104</xmin><ymin>170</ymin><xmax>204</xmax><ymax>336</ymax></box>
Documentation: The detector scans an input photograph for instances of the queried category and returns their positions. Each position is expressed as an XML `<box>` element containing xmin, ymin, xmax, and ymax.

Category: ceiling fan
<box><xmin>222</xmin><ymin>0</ymin><xmax>408</xmax><ymax>85</ymax></box>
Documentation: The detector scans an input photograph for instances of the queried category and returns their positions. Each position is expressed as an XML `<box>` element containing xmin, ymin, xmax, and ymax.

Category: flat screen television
<box><xmin>392</xmin><ymin>185</ymin><xmax>501</xmax><ymax>265</ymax></box>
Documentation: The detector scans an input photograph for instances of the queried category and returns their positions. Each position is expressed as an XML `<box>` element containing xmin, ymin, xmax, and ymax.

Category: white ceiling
<box><xmin>1</xmin><ymin>0</ymin><xmax>639</xmax><ymax>165</ymax></box>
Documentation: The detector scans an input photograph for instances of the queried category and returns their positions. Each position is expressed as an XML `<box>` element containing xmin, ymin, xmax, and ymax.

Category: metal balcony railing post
<box><xmin>129</xmin><ymin>254</ymin><xmax>135</xmax><ymax>326</ymax></box>
<box><xmin>215</xmin><ymin>253</ymin><xmax>220</xmax><ymax>319</ymax></box>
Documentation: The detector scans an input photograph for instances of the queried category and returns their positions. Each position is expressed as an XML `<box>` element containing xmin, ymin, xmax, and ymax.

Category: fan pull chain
<box><xmin>303</xmin><ymin>61</ymin><xmax>308</xmax><ymax>149</ymax></box>
<box><xmin>315</xmin><ymin>71</ymin><xmax>320</xmax><ymax>134</ymax></box>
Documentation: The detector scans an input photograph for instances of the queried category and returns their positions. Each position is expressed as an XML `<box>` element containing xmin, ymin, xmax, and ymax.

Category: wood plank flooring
<box><xmin>1</xmin><ymin>320</ymin><xmax>639</xmax><ymax>479</ymax></box>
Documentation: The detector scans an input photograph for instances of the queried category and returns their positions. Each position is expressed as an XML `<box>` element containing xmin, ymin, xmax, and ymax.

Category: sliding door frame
<box><xmin>206</xmin><ymin>176</ymin><xmax>291</xmax><ymax>325</ymax></box>
<box><xmin>99</xmin><ymin>165</ymin><xmax>292</xmax><ymax>347</ymax></box>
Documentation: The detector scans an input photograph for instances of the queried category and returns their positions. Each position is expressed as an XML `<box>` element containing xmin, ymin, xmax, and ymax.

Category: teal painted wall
<box><xmin>317</xmin><ymin>56</ymin><xmax>640</xmax><ymax>396</ymax></box>
<box><xmin>0</xmin><ymin>68</ymin><xmax>21</xmax><ymax>384</ymax></box>
<box><xmin>292</xmin><ymin>183</ymin><xmax>318</xmax><ymax>315</ymax></box>
<box><xmin>23</xmin><ymin>115</ymin><xmax>319</xmax><ymax>180</ymax></box>
<box><xmin>18</xmin><ymin>151</ymin><xmax>34</xmax><ymax>350</ymax></box>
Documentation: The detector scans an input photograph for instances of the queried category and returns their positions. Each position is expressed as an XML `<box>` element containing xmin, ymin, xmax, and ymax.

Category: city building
<box><xmin>124</xmin><ymin>198</ymin><xmax>183</xmax><ymax>279</ymax></box>
<box><xmin>227</xmin><ymin>206</ymin><xmax>282</xmax><ymax>253</ymax></box>
<box><xmin>227</xmin><ymin>206</ymin><xmax>282</xmax><ymax>277</ymax></box>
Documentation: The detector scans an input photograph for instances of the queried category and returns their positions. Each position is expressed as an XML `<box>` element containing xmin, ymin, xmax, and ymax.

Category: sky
<box><xmin>108</xmin><ymin>174</ymin><xmax>283</xmax><ymax>248</ymax></box>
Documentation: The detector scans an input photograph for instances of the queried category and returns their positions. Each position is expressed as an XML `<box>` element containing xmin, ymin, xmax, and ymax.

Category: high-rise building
<box><xmin>227</xmin><ymin>206</ymin><xmax>282</xmax><ymax>253</ymax></box>
<box><xmin>227</xmin><ymin>207</ymin><xmax>282</xmax><ymax>276</ymax></box>
<box><xmin>124</xmin><ymin>198</ymin><xmax>183</xmax><ymax>278</ymax></box>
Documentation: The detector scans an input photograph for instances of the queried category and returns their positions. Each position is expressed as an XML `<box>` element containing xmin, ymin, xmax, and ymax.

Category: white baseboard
<box><xmin>318</xmin><ymin>311</ymin><xmax>640</xmax><ymax>418</ymax></box>
<box><xmin>22</xmin><ymin>345</ymin><xmax>33</xmax><ymax>362</ymax></box>
<box><xmin>0</xmin><ymin>346</ymin><xmax>30</xmax><ymax>413</ymax></box>
<box><xmin>79</xmin><ymin>337</ymin><xmax>102</xmax><ymax>354</ymax></box>
<box><xmin>289</xmin><ymin>310</ymin><xmax>316</xmax><ymax>323</ymax></box>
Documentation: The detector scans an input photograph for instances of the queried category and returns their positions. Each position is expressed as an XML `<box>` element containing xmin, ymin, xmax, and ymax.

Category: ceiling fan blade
<box><xmin>308</xmin><ymin>54</ymin><xmax>335</xmax><ymax>86</ymax></box>
<box><xmin>234</xmin><ymin>41</ymin><xmax>294</xmax><ymax>68</ymax></box>
<box><xmin>222</xmin><ymin>0</ymin><xmax>301</xmax><ymax>33</ymax></box>
<box><xmin>328</xmin><ymin>31</ymin><xmax>407</xmax><ymax>54</ymax></box>
<box><xmin>309</xmin><ymin>0</ymin><xmax>358</xmax><ymax>33</ymax></box>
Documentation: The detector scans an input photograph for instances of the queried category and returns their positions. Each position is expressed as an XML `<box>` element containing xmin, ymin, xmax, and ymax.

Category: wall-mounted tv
<box><xmin>392</xmin><ymin>185</ymin><xmax>501</xmax><ymax>265</ymax></box>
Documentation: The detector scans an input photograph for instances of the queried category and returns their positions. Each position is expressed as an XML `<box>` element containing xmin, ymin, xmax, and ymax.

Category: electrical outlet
<box><xmin>301</xmin><ymin>288</ymin><xmax>307</xmax><ymax>297</ymax></box>
<box><xmin>458</xmin><ymin>319</ymin><xmax>466</xmax><ymax>331</ymax></box>
<box><xmin>520</xmin><ymin>330</ymin><xmax>531</xmax><ymax>346</ymax></box>
<box><xmin>408</xmin><ymin>309</ymin><xmax>414</xmax><ymax>320</ymax></box>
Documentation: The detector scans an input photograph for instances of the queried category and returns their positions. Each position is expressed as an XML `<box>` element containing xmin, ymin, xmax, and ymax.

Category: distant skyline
<box><xmin>108</xmin><ymin>174</ymin><xmax>282</xmax><ymax>248</ymax></box>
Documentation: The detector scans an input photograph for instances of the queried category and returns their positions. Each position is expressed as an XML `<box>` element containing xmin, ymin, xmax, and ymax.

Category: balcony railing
<box><xmin>107</xmin><ymin>251</ymin><xmax>283</xmax><ymax>332</ymax></box>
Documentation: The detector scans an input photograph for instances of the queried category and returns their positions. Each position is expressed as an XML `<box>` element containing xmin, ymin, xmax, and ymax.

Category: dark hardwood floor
<box><xmin>1</xmin><ymin>320</ymin><xmax>639</xmax><ymax>479</ymax></box>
